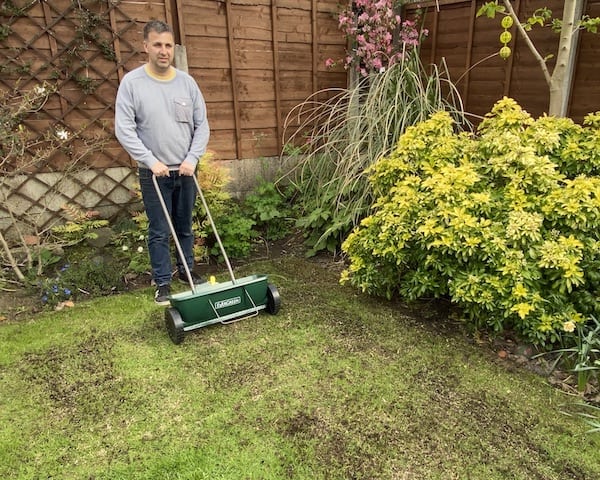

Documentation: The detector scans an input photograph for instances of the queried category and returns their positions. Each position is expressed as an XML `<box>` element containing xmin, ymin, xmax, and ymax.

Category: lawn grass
<box><xmin>1</xmin><ymin>256</ymin><xmax>599</xmax><ymax>479</ymax></box>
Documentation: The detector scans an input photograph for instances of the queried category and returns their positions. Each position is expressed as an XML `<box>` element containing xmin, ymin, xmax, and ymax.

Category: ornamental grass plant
<box><xmin>280</xmin><ymin>47</ymin><xmax>469</xmax><ymax>255</ymax></box>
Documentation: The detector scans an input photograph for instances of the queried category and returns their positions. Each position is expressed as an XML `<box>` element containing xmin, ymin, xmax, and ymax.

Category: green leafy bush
<box><xmin>341</xmin><ymin>98</ymin><xmax>600</xmax><ymax>346</ymax></box>
<box><xmin>242</xmin><ymin>181</ymin><xmax>294</xmax><ymax>242</ymax></box>
<box><xmin>203</xmin><ymin>200</ymin><xmax>256</xmax><ymax>259</ymax></box>
<box><xmin>111</xmin><ymin>214</ymin><xmax>151</xmax><ymax>275</ymax></box>
<box><xmin>32</xmin><ymin>254</ymin><xmax>125</xmax><ymax>309</ymax></box>
<box><xmin>194</xmin><ymin>157</ymin><xmax>255</xmax><ymax>260</ymax></box>
<box><xmin>59</xmin><ymin>255</ymin><xmax>125</xmax><ymax>297</ymax></box>
<box><xmin>51</xmin><ymin>205</ymin><xmax>110</xmax><ymax>245</ymax></box>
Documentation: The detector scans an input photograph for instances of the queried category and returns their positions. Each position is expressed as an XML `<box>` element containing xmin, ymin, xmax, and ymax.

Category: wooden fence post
<box><xmin>174</xmin><ymin>44</ymin><xmax>188</xmax><ymax>73</ymax></box>
<box><xmin>225</xmin><ymin>0</ymin><xmax>243</xmax><ymax>160</ymax></box>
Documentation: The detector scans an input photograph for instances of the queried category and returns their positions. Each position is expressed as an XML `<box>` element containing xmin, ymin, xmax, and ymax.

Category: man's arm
<box><xmin>115</xmin><ymin>78</ymin><xmax>165</xmax><ymax>173</ymax></box>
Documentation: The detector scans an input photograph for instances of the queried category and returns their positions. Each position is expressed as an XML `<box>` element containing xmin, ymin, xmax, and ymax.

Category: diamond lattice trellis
<box><xmin>0</xmin><ymin>167</ymin><xmax>140</xmax><ymax>237</ymax></box>
<box><xmin>0</xmin><ymin>0</ymin><xmax>163</xmax><ymax>237</ymax></box>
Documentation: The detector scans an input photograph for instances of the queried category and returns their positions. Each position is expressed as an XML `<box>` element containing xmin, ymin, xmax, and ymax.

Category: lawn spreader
<box><xmin>152</xmin><ymin>174</ymin><xmax>281</xmax><ymax>345</ymax></box>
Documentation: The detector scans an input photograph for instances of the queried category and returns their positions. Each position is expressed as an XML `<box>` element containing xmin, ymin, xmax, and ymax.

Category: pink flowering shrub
<box><xmin>327</xmin><ymin>0</ymin><xmax>426</xmax><ymax>76</ymax></box>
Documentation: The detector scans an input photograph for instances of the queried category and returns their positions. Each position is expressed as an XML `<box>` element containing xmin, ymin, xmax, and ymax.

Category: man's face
<box><xmin>144</xmin><ymin>30</ymin><xmax>174</xmax><ymax>74</ymax></box>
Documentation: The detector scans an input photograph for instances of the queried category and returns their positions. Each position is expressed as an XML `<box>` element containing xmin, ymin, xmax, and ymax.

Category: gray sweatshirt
<box><xmin>114</xmin><ymin>65</ymin><xmax>210</xmax><ymax>170</ymax></box>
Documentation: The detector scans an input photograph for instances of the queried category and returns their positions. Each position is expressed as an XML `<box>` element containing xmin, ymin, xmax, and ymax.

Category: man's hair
<box><xmin>143</xmin><ymin>20</ymin><xmax>173</xmax><ymax>40</ymax></box>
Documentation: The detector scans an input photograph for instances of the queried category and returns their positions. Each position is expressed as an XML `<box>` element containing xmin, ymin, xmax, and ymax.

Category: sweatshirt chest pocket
<box><xmin>174</xmin><ymin>97</ymin><xmax>193</xmax><ymax>124</ymax></box>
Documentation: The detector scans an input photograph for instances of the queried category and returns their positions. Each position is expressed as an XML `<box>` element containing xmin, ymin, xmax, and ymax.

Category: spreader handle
<box><xmin>192</xmin><ymin>175</ymin><xmax>237</xmax><ymax>284</ymax></box>
<box><xmin>151</xmin><ymin>174</ymin><xmax>197</xmax><ymax>292</ymax></box>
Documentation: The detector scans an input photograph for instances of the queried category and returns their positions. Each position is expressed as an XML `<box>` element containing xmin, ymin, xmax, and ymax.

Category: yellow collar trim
<box><xmin>144</xmin><ymin>64</ymin><xmax>176</xmax><ymax>81</ymax></box>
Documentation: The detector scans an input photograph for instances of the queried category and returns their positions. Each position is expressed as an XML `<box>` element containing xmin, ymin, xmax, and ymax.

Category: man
<box><xmin>115</xmin><ymin>20</ymin><xmax>210</xmax><ymax>305</ymax></box>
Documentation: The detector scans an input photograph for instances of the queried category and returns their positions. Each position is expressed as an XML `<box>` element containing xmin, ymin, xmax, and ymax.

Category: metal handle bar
<box><xmin>151</xmin><ymin>174</ymin><xmax>197</xmax><ymax>292</ymax></box>
<box><xmin>191</xmin><ymin>174</ymin><xmax>237</xmax><ymax>284</ymax></box>
<box><xmin>151</xmin><ymin>173</ymin><xmax>238</xmax><ymax>290</ymax></box>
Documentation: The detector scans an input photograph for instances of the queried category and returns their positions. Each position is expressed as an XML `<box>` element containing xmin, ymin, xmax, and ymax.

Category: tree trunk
<box><xmin>503</xmin><ymin>0</ymin><xmax>584</xmax><ymax>117</ymax></box>
<box><xmin>0</xmin><ymin>230</ymin><xmax>26</xmax><ymax>282</ymax></box>
<box><xmin>548</xmin><ymin>80</ymin><xmax>565</xmax><ymax>117</ymax></box>
<box><xmin>548</xmin><ymin>0</ymin><xmax>583</xmax><ymax>117</ymax></box>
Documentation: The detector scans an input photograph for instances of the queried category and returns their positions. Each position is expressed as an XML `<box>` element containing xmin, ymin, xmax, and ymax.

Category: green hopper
<box><xmin>152</xmin><ymin>175</ymin><xmax>281</xmax><ymax>345</ymax></box>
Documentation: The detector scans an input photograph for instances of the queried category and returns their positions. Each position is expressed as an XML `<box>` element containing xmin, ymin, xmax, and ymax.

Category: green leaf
<box><xmin>476</xmin><ymin>1</ymin><xmax>505</xmax><ymax>19</ymax></box>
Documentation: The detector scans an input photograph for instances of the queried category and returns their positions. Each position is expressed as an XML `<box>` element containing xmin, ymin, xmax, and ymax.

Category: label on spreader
<box><xmin>215</xmin><ymin>296</ymin><xmax>242</xmax><ymax>309</ymax></box>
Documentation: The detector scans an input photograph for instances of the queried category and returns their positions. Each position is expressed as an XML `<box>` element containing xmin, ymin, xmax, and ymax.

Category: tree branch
<box><xmin>502</xmin><ymin>0</ymin><xmax>553</xmax><ymax>87</ymax></box>
<box><xmin>0</xmin><ymin>230</ymin><xmax>25</xmax><ymax>282</ymax></box>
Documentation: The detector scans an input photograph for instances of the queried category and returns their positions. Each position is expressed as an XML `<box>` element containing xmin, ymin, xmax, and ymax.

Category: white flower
<box><xmin>137</xmin><ymin>246</ymin><xmax>143</xmax><ymax>253</ymax></box>
<box><xmin>34</xmin><ymin>85</ymin><xmax>46</xmax><ymax>95</ymax></box>
<box><xmin>56</xmin><ymin>128</ymin><xmax>69</xmax><ymax>141</ymax></box>
<box><xmin>563</xmin><ymin>320</ymin><xmax>576</xmax><ymax>333</ymax></box>
<box><xmin>138</xmin><ymin>235</ymin><xmax>145</xmax><ymax>241</ymax></box>
<box><xmin>122</xmin><ymin>245</ymin><xmax>129</xmax><ymax>251</ymax></box>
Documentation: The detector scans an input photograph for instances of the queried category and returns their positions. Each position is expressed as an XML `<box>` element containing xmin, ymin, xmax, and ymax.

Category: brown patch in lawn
<box><xmin>17</xmin><ymin>332</ymin><xmax>122</xmax><ymax>421</ymax></box>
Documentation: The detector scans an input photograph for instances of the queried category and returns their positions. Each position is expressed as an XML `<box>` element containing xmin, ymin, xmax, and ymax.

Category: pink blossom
<box><xmin>325</xmin><ymin>58</ymin><xmax>335</xmax><ymax>68</ymax></box>
<box><xmin>333</xmin><ymin>0</ymin><xmax>425</xmax><ymax>76</ymax></box>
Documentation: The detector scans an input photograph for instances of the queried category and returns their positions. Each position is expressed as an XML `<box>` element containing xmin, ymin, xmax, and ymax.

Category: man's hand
<box><xmin>151</xmin><ymin>161</ymin><xmax>170</xmax><ymax>177</ymax></box>
<box><xmin>179</xmin><ymin>161</ymin><xmax>195</xmax><ymax>177</ymax></box>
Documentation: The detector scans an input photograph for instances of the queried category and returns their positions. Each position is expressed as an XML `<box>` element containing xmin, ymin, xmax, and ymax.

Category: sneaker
<box><xmin>177</xmin><ymin>272</ymin><xmax>206</xmax><ymax>285</ymax></box>
<box><xmin>154</xmin><ymin>284</ymin><xmax>171</xmax><ymax>306</ymax></box>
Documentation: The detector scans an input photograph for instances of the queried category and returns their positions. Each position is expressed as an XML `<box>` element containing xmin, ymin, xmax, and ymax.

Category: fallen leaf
<box><xmin>24</xmin><ymin>235</ymin><xmax>40</xmax><ymax>245</ymax></box>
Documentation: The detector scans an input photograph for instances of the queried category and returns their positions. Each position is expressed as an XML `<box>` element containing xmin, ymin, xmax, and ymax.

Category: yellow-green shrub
<box><xmin>341</xmin><ymin>98</ymin><xmax>600</xmax><ymax>345</ymax></box>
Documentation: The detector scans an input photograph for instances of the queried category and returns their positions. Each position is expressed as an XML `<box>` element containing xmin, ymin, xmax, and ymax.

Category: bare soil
<box><xmin>0</xmin><ymin>231</ymin><xmax>314</xmax><ymax>320</ymax></box>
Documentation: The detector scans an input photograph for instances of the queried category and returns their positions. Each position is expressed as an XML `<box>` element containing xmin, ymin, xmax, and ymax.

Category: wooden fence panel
<box><xmin>176</xmin><ymin>0</ymin><xmax>346</xmax><ymax>160</ymax></box>
<box><xmin>0</xmin><ymin>0</ymin><xmax>346</xmax><ymax>235</ymax></box>
<box><xmin>406</xmin><ymin>0</ymin><xmax>600</xmax><ymax>123</ymax></box>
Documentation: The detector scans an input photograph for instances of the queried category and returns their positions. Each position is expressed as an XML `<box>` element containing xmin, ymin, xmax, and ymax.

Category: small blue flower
<box><xmin>41</xmin><ymin>295</ymin><xmax>48</xmax><ymax>304</ymax></box>
<box><xmin>60</xmin><ymin>263</ymin><xmax>70</xmax><ymax>272</ymax></box>
<box><xmin>52</xmin><ymin>284</ymin><xmax>59</xmax><ymax>293</ymax></box>
<box><xmin>63</xmin><ymin>288</ymin><xmax>71</xmax><ymax>296</ymax></box>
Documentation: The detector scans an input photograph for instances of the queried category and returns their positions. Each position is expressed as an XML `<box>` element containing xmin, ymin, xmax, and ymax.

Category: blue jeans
<box><xmin>138</xmin><ymin>168</ymin><xmax>196</xmax><ymax>286</ymax></box>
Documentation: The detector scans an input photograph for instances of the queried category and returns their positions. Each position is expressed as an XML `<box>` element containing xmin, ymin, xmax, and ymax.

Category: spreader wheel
<box><xmin>165</xmin><ymin>307</ymin><xmax>185</xmax><ymax>345</ymax></box>
<box><xmin>266</xmin><ymin>284</ymin><xmax>281</xmax><ymax>315</ymax></box>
